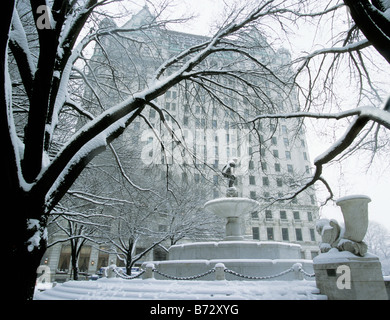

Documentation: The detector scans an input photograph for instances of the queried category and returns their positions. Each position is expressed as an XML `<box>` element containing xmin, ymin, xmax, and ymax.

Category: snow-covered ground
<box><xmin>34</xmin><ymin>278</ymin><xmax>327</xmax><ymax>300</ymax></box>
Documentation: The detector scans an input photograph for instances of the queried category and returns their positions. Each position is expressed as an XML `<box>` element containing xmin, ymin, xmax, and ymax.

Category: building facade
<box><xmin>41</xmin><ymin>6</ymin><xmax>320</xmax><ymax>282</ymax></box>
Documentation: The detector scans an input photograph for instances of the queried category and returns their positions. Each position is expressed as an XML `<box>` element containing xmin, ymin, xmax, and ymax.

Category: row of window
<box><xmin>252</xmin><ymin>226</ymin><xmax>317</xmax><ymax>242</ymax></box>
<box><xmin>251</xmin><ymin>210</ymin><xmax>314</xmax><ymax>221</ymax></box>
<box><xmin>249</xmin><ymin>190</ymin><xmax>316</xmax><ymax>205</ymax></box>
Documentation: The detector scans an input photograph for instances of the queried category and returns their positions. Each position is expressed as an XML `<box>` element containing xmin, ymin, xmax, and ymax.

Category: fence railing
<box><xmin>103</xmin><ymin>262</ymin><xmax>315</xmax><ymax>281</ymax></box>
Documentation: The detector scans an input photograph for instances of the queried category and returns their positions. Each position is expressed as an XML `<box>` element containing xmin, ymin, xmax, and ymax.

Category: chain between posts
<box><xmin>152</xmin><ymin>267</ymin><xmax>216</xmax><ymax>280</ymax></box>
<box><xmin>223</xmin><ymin>266</ymin><xmax>294</xmax><ymax>280</ymax></box>
<box><xmin>108</xmin><ymin>263</ymin><xmax>315</xmax><ymax>280</ymax></box>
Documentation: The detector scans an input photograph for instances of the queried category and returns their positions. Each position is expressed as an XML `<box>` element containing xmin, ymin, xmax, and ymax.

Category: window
<box><xmin>249</xmin><ymin>160</ymin><xmax>254</xmax><ymax>170</ymax></box>
<box><xmin>265</xmin><ymin>210</ymin><xmax>272</xmax><ymax>220</ymax></box>
<box><xmin>213</xmin><ymin>175</ymin><xmax>219</xmax><ymax>185</ymax></box>
<box><xmin>264</xmin><ymin>192</ymin><xmax>270</xmax><ymax>202</ymax></box>
<box><xmin>303</xmin><ymin>152</ymin><xmax>308</xmax><ymax>160</ymax></box>
<box><xmin>194</xmin><ymin>173</ymin><xmax>200</xmax><ymax>184</ymax></box>
<box><xmin>57</xmin><ymin>246</ymin><xmax>71</xmax><ymax>272</ymax></box>
<box><xmin>276</xmin><ymin>178</ymin><xmax>283</xmax><ymax>187</ymax></box>
<box><xmin>252</xmin><ymin>227</ymin><xmax>260</xmax><ymax>240</ymax></box>
<box><xmin>251</xmin><ymin>211</ymin><xmax>259</xmax><ymax>219</ymax></box>
<box><xmin>285</xmin><ymin>151</ymin><xmax>291</xmax><ymax>159</ymax></box>
<box><xmin>280</xmin><ymin>210</ymin><xmax>287</xmax><ymax>220</ymax></box>
<box><xmin>261</xmin><ymin>162</ymin><xmax>267</xmax><ymax>171</ymax></box>
<box><xmin>282</xmin><ymin>125</ymin><xmax>288</xmax><ymax>134</ymax></box>
<box><xmin>287</xmin><ymin>164</ymin><xmax>293</xmax><ymax>173</ymax></box>
<box><xmin>295</xmin><ymin>228</ymin><xmax>303</xmax><ymax>241</ymax></box>
<box><xmin>212</xmin><ymin>120</ymin><xmax>217</xmax><ymax>129</ymax></box>
<box><xmin>250</xmin><ymin>191</ymin><xmax>257</xmax><ymax>200</ymax></box>
<box><xmin>283</xmin><ymin>138</ymin><xmax>289</xmax><ymax>146</ymax></box>
<box><xmin>274</xmin><ymin>163</ymin><xmax>280</xmax><ymax>172</ymax></box>
<box><xmin>307</xmin><ymin>212</ymin><xmax>313</xmax><ymax>221</ymax></box>
<box><xmin>97</xmin><ymin>247</ymin><xmax>109</xmax><ymax>270</ymax></box>
<box><xmin>159</xmin><ymin>225</ymin><xmax>167</xmax><ymax>232</ymax></box>
<box><xmin>292</xmin><ymin>197</ymin><xmax>298</xmax><ymax>204</ymax></box>
<box><xmin>262</xmin><ymin>177</ymin><xmax>269</xmax><ymax>186</ymax></box>
<box><xmin>293</xmin><ymin>211</ymin><xmax>300</xmax><ymax>220</ymax></box>
<box><xmin>267</xmin><ymin>228</ymin><xmax>274</xmax><ymax>240</ymax></box>
<box><xmin>282</xmin><ymin>228</ymin><xmax>289</xmax><ymax>241</ymax></box>
<box><xmin>271</xmin><ymin>137</ymin><xmax>277</xmax><ymax>145</ymax></box>
<box><xmin>310</xmin><ymin>228</ymin><xmax>316</xmax><ymax>241</ymax></box>
<box><xmin>249</xmin><ymin>176</ymin><xmax>256</xmax><ymax>185</ymax></box>
<box><xmin>78</xmin><ymin>246</ymin><xmax>91</xmax><ymax>273</ymax></box>
<box><xmin>273</xmin><ymin>150</ymin><xmax>279</xmax><ymax>158</ymax></box>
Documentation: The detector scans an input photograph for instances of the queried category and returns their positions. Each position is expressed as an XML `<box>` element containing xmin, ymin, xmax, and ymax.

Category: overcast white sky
<box><xmin>122</xmin><ymin>1</ymin><xmax>390</xmax><ymax>230</ymax></box>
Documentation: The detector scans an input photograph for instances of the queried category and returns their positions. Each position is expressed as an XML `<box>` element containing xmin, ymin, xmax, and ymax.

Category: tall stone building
<box><xmin>42</xmin><ymin>6</ymin><xmax>320</xmax><ymax>282</ymax></box>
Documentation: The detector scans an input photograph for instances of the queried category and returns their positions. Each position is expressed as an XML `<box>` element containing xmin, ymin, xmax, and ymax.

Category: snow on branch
<box><xmin>247</xmin><ymin>97</ymin><xmax>390</xmax><ymax>203</ymax></box>
<box><xmin>248</xmin><ymin>101</ymin><xmax>390</xmax><ymax>130</ymax></box>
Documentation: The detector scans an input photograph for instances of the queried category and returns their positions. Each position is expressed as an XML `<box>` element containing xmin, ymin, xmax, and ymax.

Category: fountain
<box><xmin>142</xmin><ymin>159</ymin><xmax>314</xmax><ymax>280</ymax></box>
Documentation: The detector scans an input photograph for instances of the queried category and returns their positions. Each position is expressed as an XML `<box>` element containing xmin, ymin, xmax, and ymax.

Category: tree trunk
<box><xmin>71</xmin><ymin>252</ymin><xmax>79</xmax><ymax>281</ymax></box>
<box><xmin>5</xmin><ymin>200</ymin><xmax>48</xmax><ymax>300</ymax></box>
<box><xmin>1</xmin><ymin>0</ymin><xmax>45</xmax><ymax>300</ymax></box>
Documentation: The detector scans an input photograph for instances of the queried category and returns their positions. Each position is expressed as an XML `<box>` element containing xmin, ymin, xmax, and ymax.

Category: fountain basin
<box><xmin>204</xmin><ymin>197</ymin><xmax>259</xmax><ymax>240</ymax></box>
<box><xmin>204</xmin><ymin>197</ymin><xmax>259</xmax><ymax>219</ymax></box>
<box><xmin>169</xmin><ymin>241</ymin><xmax>302</xmax><ymax>260</ymax></box>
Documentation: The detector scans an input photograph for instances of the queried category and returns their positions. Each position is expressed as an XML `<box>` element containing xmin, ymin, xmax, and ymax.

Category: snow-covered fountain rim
<box><xmin>335</xmin><ymin>194</ymin><xmax>371</xmax><ymax>205</ymax></box>
<box><xmin>170</xmin><ymin>240</ymin><xmax>302</xmax><ymax>249</ymax></box>
<box><xmin>204</xmin><ymin>197</ymin><xmax>259</xmax><ymax>206</ymax></box>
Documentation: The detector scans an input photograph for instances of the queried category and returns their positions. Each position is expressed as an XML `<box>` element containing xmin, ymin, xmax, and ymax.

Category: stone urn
<box><xmin>336</xmin><ymin>195</ymin><xmax>371</xmax><ymax>242</ymax></box>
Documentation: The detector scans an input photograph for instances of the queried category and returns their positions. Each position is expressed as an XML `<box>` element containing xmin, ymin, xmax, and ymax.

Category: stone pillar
<box><xmin>215</xmin><ymin>263</ymin><xmax>226</xmax><ymax>280</ymax></box>
<box><xmin>313</xmin><ymin>250</ymin><xmax>388</xmax><ymax>300</ymax></box>
<box><xmin>143</xmin><ymin>263</ymin><xmax>155</xmax><ymax>279</ymax></box>
<box><xmin>225</xmin><ymin>217</ymin><xmax>244</xmax><ymax>241</ymax></box>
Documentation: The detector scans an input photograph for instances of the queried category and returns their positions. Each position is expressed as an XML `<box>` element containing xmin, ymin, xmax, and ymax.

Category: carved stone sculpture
<box><xmin>315</xmin><ymin>195</ymin><xmax>371</xmax><ymax>257</ymax></box>
<box><xmin>222</xmin><ymin>159</ymin><xmax>237</xmax><ymax>189</ymax></box>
